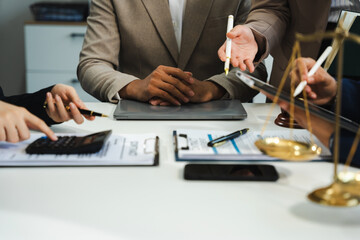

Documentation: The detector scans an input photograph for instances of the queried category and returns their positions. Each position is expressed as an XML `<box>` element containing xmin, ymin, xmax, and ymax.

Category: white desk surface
<box><xmin>0</xmin><ymin>103</ymin><xmax>359</xmax><ymax>240</ymax></box>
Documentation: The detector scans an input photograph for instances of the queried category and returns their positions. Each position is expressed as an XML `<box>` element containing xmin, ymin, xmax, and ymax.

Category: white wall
<box><xmin>252</xmin><ymin>55</ymin><xmax>273</xmax><ymax>103</ymax></box>
<box><xmin>0</xmin><ymin>0</ymin><xmax>86</xmax><ymax>95</ymax></box>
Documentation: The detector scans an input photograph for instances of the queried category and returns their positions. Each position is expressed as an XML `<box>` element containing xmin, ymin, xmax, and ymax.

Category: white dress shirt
<box><xmin>168</xmin><ymin>0</ymin><xmax>187</xmax><ymax>51</ymax></box>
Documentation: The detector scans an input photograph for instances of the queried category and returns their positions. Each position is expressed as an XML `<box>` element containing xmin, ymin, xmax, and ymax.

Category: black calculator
<box><xmin>26</xmin><ymin>130</ymin><xmax>112</xmax><ymax>154</ymax></box>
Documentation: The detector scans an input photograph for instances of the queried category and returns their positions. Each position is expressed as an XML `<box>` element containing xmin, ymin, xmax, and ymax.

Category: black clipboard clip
<box><xmin>174</xmin><ymin>131</ymin><xmax>189</xmax><ymax>152</ymax></box>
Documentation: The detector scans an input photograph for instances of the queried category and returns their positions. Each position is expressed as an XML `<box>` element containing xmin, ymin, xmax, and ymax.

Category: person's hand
<box><xmin>148</xmin><ymin>79</ymin><xmax>226</xmax><ymax>106</ymax></box>
<box><xmin>0</xmin><ymin>101</ymin><xmax>57</xmax><ymax>143</ymax></box>
<box><xmin>46</xmin><ymin>84</ymin><xmax>95</xmax><ymax>124</ymax></box>
<box><xmin>218</xmin><ymin>25</ymin><xmax>258</xmax><ymax>73</ymax></box>
<box><xmin>262</xmin><ymin>91</ymin><xmax>333</xmax><ymax>148</ymax></box>
<box><xmin>277</xmin><ymin>99</ymin><xmax>334</xmax><ymax>148</ymax></box>
<box><xmin>291</xmin><ymin>58</ymin><xmax>337</xmax><ymax>105</ymax></box>
<box><xmin>187</xmin><ymin>79</ymin><xmax>226</xmax><ymax>103</ymax></box>
<box><xmin>119</xmin><ymin>66</ymin><xmax>195</xmax><ymax>106</ymax></box>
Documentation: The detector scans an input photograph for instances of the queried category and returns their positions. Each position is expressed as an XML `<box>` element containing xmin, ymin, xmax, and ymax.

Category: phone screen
<box><xmin>184</xmin><ymin>164</ymin><xmax>278</xmax><ymax>181</ymax></box>
<box><xmin>229</xmin><ymin>166</ymin><xmax>259</xmax><ymax>177</ymax></box>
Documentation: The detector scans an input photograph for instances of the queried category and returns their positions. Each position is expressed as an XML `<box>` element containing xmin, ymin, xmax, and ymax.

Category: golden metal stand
<box><xmin>257</xmin><ymin>12</ymin><xmax>360</xmax><ymax>206</ymax></box>
<box><xmin>308</xmin><ymin>171</ymin><xmax>360</xmax><ymax>207</ymax></box>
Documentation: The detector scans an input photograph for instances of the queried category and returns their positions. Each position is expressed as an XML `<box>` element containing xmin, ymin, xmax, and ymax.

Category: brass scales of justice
<box><xmin>255</xmin><ymin>12</ymin><xmax>360</xmax><ymax>207</ymax></box>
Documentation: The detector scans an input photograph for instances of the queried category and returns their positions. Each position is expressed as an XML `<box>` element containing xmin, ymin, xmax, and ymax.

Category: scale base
<box><xmin>308</xmin><ymin>182</ymin><xmax>360</xmax><ymax>207</ymax></box>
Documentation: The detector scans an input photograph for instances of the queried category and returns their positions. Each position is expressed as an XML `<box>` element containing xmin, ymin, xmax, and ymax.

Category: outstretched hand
<box><xmin>218</xmin><ymin>25</ymin><xmax>258</xmax><ymax>73</ymax></box>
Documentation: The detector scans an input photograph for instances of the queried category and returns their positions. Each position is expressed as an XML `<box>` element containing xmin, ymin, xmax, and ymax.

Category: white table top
<box><xmin>0</xmin><ymin>103</ymin><xmax>359</xmax><ymax>240</ymax></box>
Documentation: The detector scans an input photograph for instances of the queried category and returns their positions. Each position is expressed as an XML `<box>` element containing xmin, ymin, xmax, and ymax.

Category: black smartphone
<box><xmin>184</xmin><ymin>164</ymin><xmax>279</xmax><ymax>181</ymax></box>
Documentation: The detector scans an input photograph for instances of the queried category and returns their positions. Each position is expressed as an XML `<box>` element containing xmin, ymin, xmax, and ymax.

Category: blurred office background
<box><xmin>0</xmin><ymin>0</ymin><xmax>269</xmax><ymax>102</ymax></box>
<box><xmin>0</xmin><ymin>0</ymin><xmax>87</xmax><ymax>96</ymax></box>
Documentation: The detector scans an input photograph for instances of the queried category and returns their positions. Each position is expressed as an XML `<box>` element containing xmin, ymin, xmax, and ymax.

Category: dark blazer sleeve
<box><xmin>331</xmin><ymin>78</ymin><xmax>360</xmax><ymax>168</ymax></box>
<box><xmin>0</xmin><ymin>86</ymin><xmax>57</xmax><ymax>126</ymax></box>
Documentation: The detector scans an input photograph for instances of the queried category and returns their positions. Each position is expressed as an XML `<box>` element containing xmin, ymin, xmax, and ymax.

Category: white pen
<box><xmin>224</xmin><ymin>15</ymin><xmax>234</xmax><ymax>76</ymax></box>
<box><xmin>293</xmin><ymin>46</ymin><xmax>333</xmax><ymax>97</ymax></box>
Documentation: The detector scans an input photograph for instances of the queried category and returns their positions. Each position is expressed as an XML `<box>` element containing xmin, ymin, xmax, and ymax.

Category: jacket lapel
<box><xmin>178</xmin><ymin>0</ymin><xmax>214</xmax><ymax>69</ymax></box>
<box><xmin>141</xmin><ymin>0</ymin><xmax>179</xmax><ymax>63</ymax></box>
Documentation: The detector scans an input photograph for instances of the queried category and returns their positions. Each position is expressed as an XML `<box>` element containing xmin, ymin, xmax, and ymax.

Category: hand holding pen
<box><xmin>44</xmin><ymin>84</ymin><xmax>97</xmax><ymax>124</ymax></box>
<box><xmin>208</xmin><ymin>128</ymin><xmax>249</xmax><ymax>147</ymax></box>
<box><xmin>293</xmin><ymin>46</ymin><xmax>333</xmax><ymax>97</ymax></box>
<box><xmin>290</xmin><ymin>58</ymin><xmax>338</xmax><ymax>106</ymax></box>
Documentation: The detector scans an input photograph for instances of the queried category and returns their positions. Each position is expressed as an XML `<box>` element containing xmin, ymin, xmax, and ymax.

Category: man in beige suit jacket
<box><xmin>78</xmin><ymin>0</ymin><xmax>267</xmax><ymax>104</ymax></box>
<box><xmin>218</xmin><ymin>0</ymin><xmax>331</xmax><ymax>92</ymax></box>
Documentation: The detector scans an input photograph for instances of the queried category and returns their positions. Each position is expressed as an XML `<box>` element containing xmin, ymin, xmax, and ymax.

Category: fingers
<box><xmin>4</xmin><ymin>121</ymin><xmax>20</xmax><ymax>143</ymax></box>
<box><xmin>26</xmin><ymin>113</ymin><xmax>57</xmax><ymax>141</ymax></box>
<box><xmin>149</xmin><ymin>98</ymin><xmax>163</xmax><ymax>106</ymax></box>
<box><xmin>184</xmin><ymin>71</ymin><xmax>193</xmax><ymax>77</ymax></box>
<box><xmin>55</xmin><ymin>95</ymin><xmax>71</xmax><ymax>121</ymax></box>
<box><xmin>296</xmin><ymin>58</ymin><xmax>309</xmax><ymax>82</ymax></box>
<box><xmin>244</xmin><ymin>59</ymin><xmax>255</xmax><ymax>73</ymax></box>
<box><xmin>160</xmin><ymin>74</ymin><xmax>195</xmax><ymax>101</ymax></box>
<box><xmin>0</xmin><ymin>101</ymin><xmax>57</xmax><ymax>143</ymax></box>
<box><xmin>163</xmin><ymin>66</ymin><xmax>194</xmax><ymax>85</ymax></box>
<box><xmin>238</xmin><ymin>59</ymin><xmax>247</xmax><ymax>71</ymax></box>
<box><xmin>46</xmin><ymin>92</ymin><xmax>56</xmax><ymax>113</ymax></box>
<box><xmin>52</xmin><ymin>84</ymin><xmax>81</xmax><ymax>105</ymax></box>
<box><xmin>160</xmin><ymin>102</ymin><xmax>171</xmax><ymax>106</ymax></box>
<box><xmin>0</xmin><ymin>106</ymin><xmax>31</xmax><ymax>143</ymax></box>
<box><xmin>15</xmin><ymin>118</ymin><xmax>31</xmax><ymax>141</ymax></box>
<box><xmin>305</xmin><ymin>85</ymin><xmax>317</xmax><ymax>99</ymax></box>
<box><xmin>300</xmin><ymin>57</ymin><xmax>316</xmax><ymax>70</ymax></box>
<box><xmin>218</xmin><ymin>43</ymin><xmax>227</xmax><ymax>62</ymax></box>
<box><xmin>298</xmin><ymin>59</ymin><xmax>308</xmax><ymax>80</ymax></box>
<box><xmin>149</xmin><ymin>98</ymin><xmax>171</xmax><ymax>106</ymax></box>
<box><xmin>227</xmin><ymin>25</ymin><xmax>244</xmax><ymax>39</ymax></box>
<box><xmin>68</xmin><ymin>102</ymin><xmax>84</xmax><ymax>124</ymax></box>
<box><xmin>145</xmin><ymin>66</ymin><xmax>196</xmax><ymax>105</ymax></box>
<box><xmin>0</xmin><ymin>122</ymin><xmax>5</xmax><ymax>141</ymax></box>
<box><xmin>152</xmin><ymin>88</ymin><xmax>181</xmax><ymax>106</ymax></box>
<box><xmin>50</xmin><ymin>84</ymin><xmax>92</xmax><ymax>121</ymax></box>
<box><xmin>47</xmin><ymin>92</ymin><xmax>91</xmax><ymax>123</ymax></box>
<box><xmin>278</xmin><ymin>100</ymin><xmax>290</xmax><ymax>112</ymax></box>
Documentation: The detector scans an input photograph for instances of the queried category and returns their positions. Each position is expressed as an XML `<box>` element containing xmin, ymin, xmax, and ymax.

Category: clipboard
<box><xmin>0</xmin><ymin>134</ymin><xmax>159</xmax><ymax>167</ymax></box>
<box><xmin>173</xmin><ymin>129</ymin><xmax>332</xmax><ymax>162</ymax></box>
<box><xmin>236</xmin><ymin>70</ymin><xmax>360</xmax><ymax>133</ymax></box>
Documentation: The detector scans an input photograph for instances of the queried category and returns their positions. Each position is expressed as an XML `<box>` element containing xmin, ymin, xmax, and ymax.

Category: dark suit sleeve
<box><xmin>245</xmin><ymin>0</ymin><xmax>291</xmax><ymax>63</ymax></box>
<box><xmin>331</xmin><ymin>78</ymin><xmax>360</xmax><ymax>168</ymax></box>
<box><xmin>0</xmin><ymin>86</ymin><xmax>57</xmax><ymax>126</ymax></box>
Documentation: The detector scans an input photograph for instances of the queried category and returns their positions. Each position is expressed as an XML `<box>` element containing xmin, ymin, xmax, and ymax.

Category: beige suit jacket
<box><xmin>78</xmin><ymin>0</ymin><xmax>267</xmax><ymax>102</ymax></box>
<box><xmin>245</xmin><ymin>0</ymin><xmax>331</xmax><ymax>91</ymax></box>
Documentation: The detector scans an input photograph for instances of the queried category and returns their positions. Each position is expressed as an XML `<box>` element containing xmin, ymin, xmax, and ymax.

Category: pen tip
<box><xmin>225</xmin><ymin>69</ymin><xmax>229</xmax><ymax>76</ymax></box>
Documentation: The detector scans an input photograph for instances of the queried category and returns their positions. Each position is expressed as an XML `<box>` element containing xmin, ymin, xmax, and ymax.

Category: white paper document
<box><xmin>174</xmin><ymin>129</ymin><xmax>331</xmax><ymax>161</ymax></box>
<box><xmin>0</xmin><ymin>133</ymin><xmax>158</xmax><ymax>166</ymax></box>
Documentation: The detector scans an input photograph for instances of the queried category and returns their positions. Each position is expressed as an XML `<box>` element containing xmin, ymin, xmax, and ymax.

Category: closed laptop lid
<box><xmin>113</xmin><ymin>99</ymin><xmax>247</xmax><ymax>120</ymax></box>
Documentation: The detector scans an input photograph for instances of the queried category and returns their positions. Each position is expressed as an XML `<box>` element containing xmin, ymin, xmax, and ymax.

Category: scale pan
<box><xmin>255</xmin><ymin>137</ymin><xmax>321</xmax><ymax>161</ymax></box>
